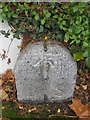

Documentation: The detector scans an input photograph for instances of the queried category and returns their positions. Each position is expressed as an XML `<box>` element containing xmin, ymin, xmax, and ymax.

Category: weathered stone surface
<box><xmin>14</xmin><ymin>41</ymin><xmax>77</xmax><ymax>104</ymax></box>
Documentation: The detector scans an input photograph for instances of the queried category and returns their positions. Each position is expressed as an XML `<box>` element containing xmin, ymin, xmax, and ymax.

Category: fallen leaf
<box><xmin>82</xmin><ymin>85</ymin><xmax>87</xmax><ymax>90</ymax></box>
<box><xmin>57</xmin><ymin>108</ymin><xmax>61</xmax><ymax>113</ymax></box>
<box><xmin>50</xmin><ymin>41</ymin><xmax>55</xmax><ymax>45</ymax></box>
<box><xmin>31</xmin><ymin>40</ymin><xmax>35</xmax><ymax>43</ymax></box>
<box><xmin>58</xmin><ymin>42</ymin><xmax>63</xmax><ymax>46</ymax></box>
<box><xmin>2</xmin><ymin>69</ymin><xmax>15</xmax><ymax>82</ymax></box>
<box><xmin>28</xmin><ymin>109</ymin><xmax>31</xmax><ymax>113</ymax></box>
<box><xmin>28</xmin><ymin>108</ymin><xmax>36</xmax><ymax>113</ymax></box>
<box><xmin>68</xmin><ymin>98</ymin><xmax>90</xmax><ymax>119</ymax></box>
<box><xmin>18</xmin><ymin>106</ymin><xmax>24</xmax><ymax>110</ymax></box>
<box><xmin>2</xmin><ymin>106</ymin><xmax>5</xmax><ymax>110</ymax></box>
<box><xmin>0</xmin><ymin>80</ymin><xmax>4</xmax><ymax>87</ymax></box>
<box><xmin>17</xmin><ymin>45</ymin><xmax>24</xmax><ymax>49</ymax></box>
<box><xmin>0</xmin><ymin>89</ymin><xmax>9</xmax><ymax>101</ymax></box>
<box><xmin>75</xmin><ymin>85</ymin><xmax>80</xmax><ymax>90</ymax></box>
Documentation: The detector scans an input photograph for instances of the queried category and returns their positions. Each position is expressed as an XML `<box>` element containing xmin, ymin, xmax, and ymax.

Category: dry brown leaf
<box><xmin>2</xmin><ymin>69</ymin><xmax>15</xmax><ymax>82</ymax></box>
<box><xmin>31</xmin><ymin>40</ymin><xmax>35</xmax><ymax>43</ymax></box>
<box><xmin>75</xmin><ymin>85</ymin><xmax>80</xmax><ymax>90</ymax></box>
<box><xmin>58</xmin><ymin>42</ymin><xmax>63</xmax><ymax>46</ymax></box>
<box><xmin>17</xmin><ymin>45</ymin><xmax>24</xmax><ymax>49</ymax></box>
<box><xmin>0</xmin><ymin>89</ymin><xmax>9</xmax><ymax>101</ymax></box>
<box><xmin>68</xmin><ymin>98</ymin><xmax>90</xmax><ymax>119</ymax></box>
<box><xmin>0</xmin><ymin>80</ymin><xmax>4</xmax><ymax>87</ymax></box>
<box><xmin>50</xmin><ymin>41</ymin><xmax>55</xmax><ymax>45</ymax></box>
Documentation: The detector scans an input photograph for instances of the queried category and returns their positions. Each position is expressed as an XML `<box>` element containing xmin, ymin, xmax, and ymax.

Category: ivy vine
<box><xmin>0</xmin><ymin>2</ymin><xmax>90</xmax><ymax>68</ymax></box>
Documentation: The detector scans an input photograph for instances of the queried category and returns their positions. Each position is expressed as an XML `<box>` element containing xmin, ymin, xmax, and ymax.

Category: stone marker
<box><xmin>14</xmin><ymin>41</ymin><xmax>77</xmax><ymax>104</ymax></box>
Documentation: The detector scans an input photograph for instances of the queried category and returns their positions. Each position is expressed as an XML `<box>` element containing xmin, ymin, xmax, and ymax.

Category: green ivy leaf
<box><xmin>0</xmin><ymin>15</ymin><xmax>2</xmax><ymax>22</ymax></box>
<box><xmin>53</xmin><ymin>15</ymin><xmax>58</xmax><ymax>18</ymax></box>
<box><xmin>62</xmin><ymin>21</ymin><xmax>66</xmax><ymax>25</ymax></box>
<box><xmin>76</xmin><ymin>40</ymin><xmax>80</xmax><ymax>44</ymax></box>
<box><xmin>32</xmin><ymin>11</ymin><xmax>37</xmax><ymax>15</ymax></box>
<box><xmin>35</xmin><ymin>14</ymin><xmax>39</xmax><ymax>20</ymax></box>
<box><xmin>83</xmin><ymin>42</ymin><xmax>88</xmax><ymax>48</ymax></box>
<box><xmin>3</xmin><ymin>6</ymin><xmax>8</xmax><ymax>12</ymax></box>
<box><xmin>24</xmin><ymin>3</ymin><xmax>29</xmax><ymax>8</ymax></box>
<box><xmin>73</xmin><ymin>26</ymin><xmax>81</xmax><ymax>34</ymax></box>
<box><xmin>83</xmin><ymin>51</ymin><xmax>88</xmax><ymax>57</ymax></box>
<box><xmin>86</xmin><ymin>57</ymin><xmax>90</xmax><ymax>68</ymax></box>
<box><xmin>73</xmin><ymin>53</ymin><xmax>84</xmax><ymax>61</ymax></box>
<box><xmin>65</xmin><ymin>33</ymin><xmax>70</xmax><ymax>41</ymax></box>
<box><xmin>46</xmin><ymin>12</ymin><xmax>51</xmax><ymax>18</ymax></box>
<box><xmin>41</xmin><ymin>19</ymin><xmax>45</xmax><ymax>25</ymax></box>
<box><xmin>62</xmin><ymin>5</ymin><xmax>69</xmax><ymax>9</ymax></box>
<box><xmin>12</xmin><ymin>14</ymin><xmax>18</xmax><ymax>18</ymax></box>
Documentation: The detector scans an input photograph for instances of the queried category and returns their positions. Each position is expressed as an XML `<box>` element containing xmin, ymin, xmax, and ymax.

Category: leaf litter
<box><xmin>1</xmin><ymin>68</ymin><xmax>90</xmax><ymax>119</ymax></box>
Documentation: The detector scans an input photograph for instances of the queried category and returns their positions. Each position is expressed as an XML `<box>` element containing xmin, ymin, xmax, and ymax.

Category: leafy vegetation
<box><xmin>0</xmin><ymin>2</ymin><xmax>89</xmax><ymax>68</ymax></box>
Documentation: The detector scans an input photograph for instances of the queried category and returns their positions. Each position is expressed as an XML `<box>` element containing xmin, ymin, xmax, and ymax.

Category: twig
<box><xmin>7</xmin><ymin>38</ymin><xmax>13</xmax><ymax>55</ymax></box>
<box><xmin>49</xmin><ymin>114</ymin><xmax>78</xmax><ymax>118</ymax></box>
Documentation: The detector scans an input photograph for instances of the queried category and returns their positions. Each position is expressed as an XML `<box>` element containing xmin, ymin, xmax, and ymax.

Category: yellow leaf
<box><xmin>57</xmin><ymin>108</ymin><xmax>61</xmax><ymax>113</ymax></box>
<box><xmin>44</xmin><ymin>36</ymin><xmax>48</xmax><ymax>40</ymax></box>
<box><xmin>64</xmin><ymin>39</ymin><xmax>68</xmax><ymax>43</ymax></box>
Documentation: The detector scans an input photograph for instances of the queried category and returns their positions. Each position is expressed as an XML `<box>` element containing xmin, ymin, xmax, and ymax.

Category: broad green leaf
<box><xmin>73</xmin><ymin>26</ymin><xmax>81</xmax><ymax>34</ymax></box>
<box><xmin>65</xmin><ymin>33</ymin><xmax>70</xmax><ymax>41</ymax></box>
<box><xmin>41</xmin><ymin>19</ymin><xmax>45</xmax><ymax>25</ymax></box>
<box><xmin>83</xmin><ymin>42</ymin><xmax>88</xmax><ymax>48</ymax></box>
<box><xmin>32</xmin><ymin>11</ymin><xmax>37</xmax><ymax>15</ymax></box>
<box><xmin>24</xmin><ymin>3</ymin><xmax>29</xmax><ymax>8</ymax></box>
<box><xmin>2</xmin><ymin>13</ymin><xmax>6</xmax><ymax>18</ymax></box>
<box><xmin>70</xmin><ymin>40</ymin><xmax>76</xmax><ymax>44</ymax></box>
<box><xmin>83</xmin><ymin>51</ymin><xmax>88</xmax><ymax>57</ymax></box>
<box><xmin>12</xmin><ymin>14</ymin><xmax>18</xmax><ymax>18</ymax></box>
<box><xmin>73</xmin><ymin>6</ymin><xmax>78</xmax><ymax>12</ymax></box>
<box><xmin>3</xmin><ymin>6</ymin><xmax>8</xmax><ymax>12</ymax></box>
<box><xmin>62</xmin><ymin>21</ymin><xmax>66</xmax><ymax>25</ymax></box>
<box><xmin>86</xmin><ymin>57</ymin><xmax>90</xmax><ymax>68</ymax></box>
<box><xmin>73</xmin><ymin>53</ymin><xmax>84</xmax><ymax>61</ymax></box>
<box><xmin>76</xmin><ymin>40</ymin><xmax>80</xmax><ymax>44</ymax></box>
<box><xmin>62</xmin><ymin>5</ymin><xmax>69</xmax><ymax>9</ymax></box>
<box><xmin>0</xmin><ymin>15</ymin><xmax>2</xmax><ymax>22</ymax></box>
<box><xmin>0</xmin><ymin>9</ymin><xmax>2</xmax><ymax>13</ymax></box>
<box><xmin>35</xmin><ymin>14</ymin><xmax>39</xmax><ymax>20</ymax></box>
<box><xmin>43</xmin><ymin>10</ymin><xmax>47</xmax><ymax>15</ymax></box>
<box><xmin>39</xmin><ymin>25</ymin><xmax>44</xmax><ymax>32</ymax></box>
<box><xmin>68</xmin><ymin>28</ymin><xmax>73</xmax><ymax>33</ymax></box>
<box><xmin>46</xmin><ymin>12</ymin><xmax>51</xmax><ymax>18</ymax></box>
<box><xmin>53</xmin><ymin>15</ymin><xmax>58</xmax><ymax>18</ymax></box>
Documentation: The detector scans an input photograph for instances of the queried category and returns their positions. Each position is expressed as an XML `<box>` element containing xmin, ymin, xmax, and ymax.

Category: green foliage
<box><xmin>0</xmin><ymin>2</ymin><xmax>89</xmax><ymax>68</ymax></box>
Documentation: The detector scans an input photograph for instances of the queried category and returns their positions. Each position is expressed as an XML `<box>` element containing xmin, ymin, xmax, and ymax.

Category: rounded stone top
<box><xmin>14</xmin><ymin>41</ymin><xmax>77</xmax><ymax>104</ymax></box>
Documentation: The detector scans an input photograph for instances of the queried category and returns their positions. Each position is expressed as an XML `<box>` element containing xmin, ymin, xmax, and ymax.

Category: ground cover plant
<box><xmin>0</xmin><ymin>2</ymin><xmax>90</xmax><ymax>68</ymax></box>
<box><xmin>0</xmin><ymin>2</ymin><xmax>90</xmax><ymax>119</ymax></box>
